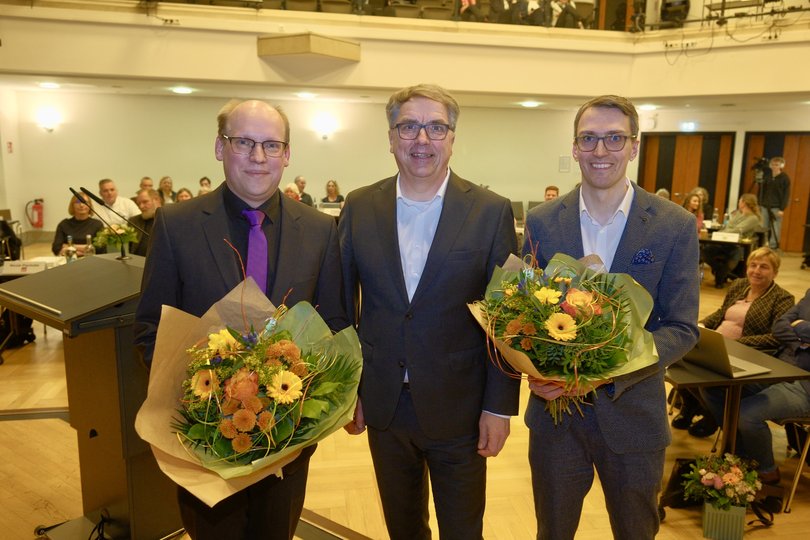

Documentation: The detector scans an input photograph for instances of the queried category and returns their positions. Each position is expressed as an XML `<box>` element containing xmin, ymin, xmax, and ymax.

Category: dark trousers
<box><xmin>367</xmin><ymin>387</ymin><xmax>486</xmax><ymax>540</ymax></box>
<box><xmin>178</xmin><ymin>445</ymin><xmax>316</xmax><ymax>540</ymax></box>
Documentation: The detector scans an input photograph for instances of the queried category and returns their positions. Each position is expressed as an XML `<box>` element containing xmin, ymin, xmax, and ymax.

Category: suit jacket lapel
<box><xmin>557</xmin><ymin>188</ymin><xmax>585</xmax><ymax>260</ymax></box>
<box><xmin>410</xmin><ymin>173</ymin><xmax>473</xmax><ymax>306</ymax></box>
<box><xmin>269</xmin><ymin>196</ymin><xmax>303</xmax><ymax>304</ymax></box>
<box><xmin>373</xmin><ymin>177</ymin><xmax>411</xmax><ymax>306</ymax></box>
<box><xmin>611</xmin><ymin>184</ymin><xmax>652</xmax><ymax>274</ymax></box>
<box><xmin>201</xmin><ymin>186</ymin><xmax>243</xmax><ymax>287</ymax></box>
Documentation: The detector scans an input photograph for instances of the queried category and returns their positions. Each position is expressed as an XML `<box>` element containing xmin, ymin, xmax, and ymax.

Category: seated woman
<box><xmin>52</xmin><ymin>193</ymin><xmax>105</xmax><ymax>256</ymax></box>
<box><xmin>682</xmin><ymin>191</ymin><xmax>704</xmax><ymax>232</ymax></box>
<box><xmin>703</xmin><ymin>193</ymin><xmax>762</xmax><ymax>288</ymax></box>
<box><xmin>695</xmin><ymin>248</ymin><xmax>795</xmax><ymax>481</ymax></box>
<box><xmin>321</xmin><ymin>179</ymin><xmax>344</xmax><ymax>206</ymax></box>
<box><xmin>176</xmin><ymin>188</ymin><xmax>194</xmax><ymax>202</ymax></box>
<box><xmin>283</xmin><ymin>183</ymin><xmax>301</xmax><ymax>201</ymax></box>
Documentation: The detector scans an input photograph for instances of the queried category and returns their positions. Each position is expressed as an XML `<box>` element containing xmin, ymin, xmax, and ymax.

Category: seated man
<box><xmin>130</xmin><ymin>188</ymin><xmax>161</xmax><ymax>257</ymax></box>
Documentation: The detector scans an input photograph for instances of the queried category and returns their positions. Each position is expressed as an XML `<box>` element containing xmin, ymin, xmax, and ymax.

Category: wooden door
<box><xmin>741</xmin><ymin>133</ymin><xmax>810</xmax><ymax>253</ymax></box>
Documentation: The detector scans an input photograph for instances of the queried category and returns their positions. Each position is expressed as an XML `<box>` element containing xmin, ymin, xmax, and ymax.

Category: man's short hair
<box><xmin>545</xmin><ymin>185</ymin><xmax>559</xmax><ymax>194</ymax></box>
<box><xmin>386</xmin><ymin>84</ymin><xmax>460</xmax><ymax>131</ymax></box>
<box><xmin>99</xmin><ymin>178</ymin><xmax>114</xmax><ymax>188</ymax></box>
<box><xmin>216</xmin><ymin>100</ymin><xmax>290</xmax><ymax>143</ymax></box>
<box><xmin>573</xmin><ymin>95</ymin><xmax>639</xmax><ymax>138</ymax></box>
<box><xmin>137</xmin><ymin>188</ymin><xmax>161</xmax><ymax>202</ymax></box>
<box><xmin>770</xmin><ymin>157</ymin><xmax>785</xmax><ymax>168</ymax></box>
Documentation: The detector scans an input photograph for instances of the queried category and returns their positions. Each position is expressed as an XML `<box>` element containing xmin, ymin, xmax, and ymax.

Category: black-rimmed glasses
<box><xmin>393</xmin><ymin>123</ymin><xmax>453</xmax><ymax>141</ymax></box>
<box><xmin>574</xmin><ymin>134</ymin><xmax>636</xmax><ymax>152</ymax></box>
<box><xmin>221</xmin><ymin>135</ymin><xmax>287</xmax><ymax>157</ymax></box>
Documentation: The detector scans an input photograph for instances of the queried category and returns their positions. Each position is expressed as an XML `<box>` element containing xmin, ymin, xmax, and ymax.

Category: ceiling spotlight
<box><xmin>38</xmin><ymin>82</ymin><xmax>61</xmax><ymax>90</ymax></box>
<box><xmin>638</xmin><ymin>104</ymin><xmax>658</xmax><ymax>111</ymax></box>
<box><xmin>518</xmin><ymin>101</ymin><xmax>542</xmax><ymax>108</ymax></box>
<box><xmin>296</xmin><ymin>92</ymin><xmax>317</xmax><ymax>100</ymax></box>
<box><xmin>170</xmin><ymin>86</ymin><xmax>194</xmax><ymax>95</ymax></box>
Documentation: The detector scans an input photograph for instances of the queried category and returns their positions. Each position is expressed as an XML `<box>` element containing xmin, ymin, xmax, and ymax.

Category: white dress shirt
<box><xmin>579</xmin><ymin>178</ymin><xmax>634</xmax><ymax>272</ymax></box>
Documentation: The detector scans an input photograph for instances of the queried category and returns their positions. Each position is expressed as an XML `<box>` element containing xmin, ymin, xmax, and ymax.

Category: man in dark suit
<box><xmin>129</xmin><ymin>188</ymin><xmax>160</xmax><ymax>257</ymax></box>
<box><xmin>339</xmin><ymin>84</ymin><xmax>520</xmax><ymax>540</ymax></box>
<box><xmin>523</xmin><ymin>95</ymin><xmax>700</xmax><ymax>539</ymax></box>
<box><xmin>134</xmin><ymin>99</ymin><xmax>346</xmax><ymax>539</ymax></box>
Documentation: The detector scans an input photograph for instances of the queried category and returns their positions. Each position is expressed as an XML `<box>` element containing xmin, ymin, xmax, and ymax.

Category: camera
<box><xmin>751</xmin><ymin>157</ymin><xmax>769</xmax><ymax>172</ymax></box>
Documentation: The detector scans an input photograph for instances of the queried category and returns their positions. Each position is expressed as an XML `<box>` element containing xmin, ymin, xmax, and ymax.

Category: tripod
<box><xmin>757</xmin><ymin>171</ymin><xmax>780</xmax><ymax>250</ymax></box>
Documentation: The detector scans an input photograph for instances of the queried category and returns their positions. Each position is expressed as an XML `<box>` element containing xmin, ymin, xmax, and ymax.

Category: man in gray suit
<box><xmin>523</xmin><ymin>95</ymin><xmax>699</xmax><ymax>539</ymax></box>
<box><xmin>340</xmin><ymin>84</ymin><xmax>520</xmax><ymax>540</ymax></box>
<box><xmin>134</xmin><ymin>99</ymin><xmax>346</xmax><ymax>539</ymax></box>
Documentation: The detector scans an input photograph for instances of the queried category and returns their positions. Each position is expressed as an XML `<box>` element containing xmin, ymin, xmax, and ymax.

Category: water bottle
<box><xmin>712</xmin><ymin>208</ymin><xmax>720</xmax><ymax>224</ymax></box>
<box><xmin>84</xmin><ymin>234</ymin><xmax>96</xmax><ymax>256</ymax></box>
<box><xmin>723</xmin><ymin>212</ymin><xmax>730</xmax><ymax>227</ymax></box>
<box><xmin>65</xmin><ymin>235</ymin><xmax>77</xmax><ymax>263</ymax></box>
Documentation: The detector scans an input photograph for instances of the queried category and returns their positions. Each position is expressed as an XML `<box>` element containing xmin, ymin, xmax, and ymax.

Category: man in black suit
<box><xmin>340</xmin><ymin>84</ymin><xmax>520</xmax><ymax>540</ymax></box>
<box><xmin>134</xmin><ymin>99</ymin><xmax>346</xmax><ymax>539</ymax></box>
<box><xmin>130</xmin><ymin>188</ymin><xmax>160</xmax><ymax>257</ymax></box>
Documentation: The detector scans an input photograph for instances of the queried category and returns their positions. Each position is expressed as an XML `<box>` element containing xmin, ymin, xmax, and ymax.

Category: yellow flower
<box><xmin>545</xmin><ymin>313</ymin><xmax>577</xmax><ymax>341</ymax></box>
<box><xmin>267</xmin><ymin>370</ymin><xmax>303</xmax><ymax>404</ymax></box>
<box><xmin>190</xmin><ymin>369</ymin><xmax>218</xmax><ymax>399</ymax></box>
<box><xmin>503</xmin><ymin>286</ymin><xmax>516</xmax><ymax>297</ymax></box>
<box><xmin>534</xmin><ymin>287</ymin><xmax>562</xmax><ymax>305</ymax></box>
<box><xmin>208</xmin><ymin>329</ymin><xmax>238</xmax><ymax>352</ymax></box>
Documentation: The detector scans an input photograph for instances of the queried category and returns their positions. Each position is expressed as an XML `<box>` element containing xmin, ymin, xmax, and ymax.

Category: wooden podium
<box><xmin>0</xmin><ymin>254</ymin><xmax>181</xmax><ymax>539</ymax></box>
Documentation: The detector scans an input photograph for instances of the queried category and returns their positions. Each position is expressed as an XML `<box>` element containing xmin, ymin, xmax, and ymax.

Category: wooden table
<box><xmin>666</xmin><ymin>338</ymin><xmax>810</xmax><ymax>454</ymax></box>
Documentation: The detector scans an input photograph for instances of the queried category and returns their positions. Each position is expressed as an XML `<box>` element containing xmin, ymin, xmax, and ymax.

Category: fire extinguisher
<box><xmin>25</xmin><ymin>199</ymin><xmax>44</xmax><ymax>229</ymax></box>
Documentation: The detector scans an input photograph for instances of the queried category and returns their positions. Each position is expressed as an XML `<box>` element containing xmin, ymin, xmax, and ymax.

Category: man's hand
<box><xmin>527</xmin><ymin>376</ymin><xmax>607</xmax><ymax>399</ymax></box>
<box><xmin>343</xmin><ymin>397</ymin><xmax>366</xmax><ymax>435</ymax></box>
<box><xmin>477</xmin><ymin>412</ymin><xmax>511</xmax><ymax>457</ymax></box>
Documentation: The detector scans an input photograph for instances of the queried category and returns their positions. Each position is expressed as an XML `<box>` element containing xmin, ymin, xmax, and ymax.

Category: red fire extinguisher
<box><xmin>25</xmin><ymin>199</ymin><xmax>44</xmax><ymax>229</ymax></box>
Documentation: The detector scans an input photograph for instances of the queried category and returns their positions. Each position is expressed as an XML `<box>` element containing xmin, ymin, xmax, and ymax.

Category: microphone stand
<box><xmin>70</xmin><ymin>187</ymin><xmax>131</xmax><ymax>261</ymax></box>
<box><xmin>79</xmin><ymin>186</ymin><xmax>150</xmax><ymax>239</ymax></box>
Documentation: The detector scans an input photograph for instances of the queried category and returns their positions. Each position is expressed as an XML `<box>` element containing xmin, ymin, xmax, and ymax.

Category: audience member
<box><xmin>198</xmin><ymin>176</ymin><xmax>212</xmax><ymax>196</ymax></box>
<box><xmin>283</xmin><ymin>183</ymin><xmax>301</xmax><ymax>201</ymax></box>
<box><xmin>544</xmin><ymin>185</ymin><xmax>559</xmax><ymax>201</ymax></box>
<box><xmin>133</xmin><ymin>176</ymin><xmax>154</xmax><ymax>202</ymax></box>
<box><xmin>655</xmin><ymin>188</ymin><xmax>670</xmax><ymax>199</ymax></box>
<box><xmin>340</xmin><ymin>83</ymin><xmax>519</xmax><ymax>540</ymax></box>
<box><xmin>130</xmin><ymin>188</ymin><xmax>161</xmax><ymax>257</ymax></box>
<box><xmin>693</xmin><ymin>186</ymin><xmax>713</xmax><ymax>221</ymax></box>
<box><xmin>94</xmin><ymin>178</ymin><xmax>140</xmax><ymax>226</ymax></box>
<box><xmin>760</xmin><ymin>156</ymin><xmax>790</xmax><ymax>249</ymax></box>
<box><xmin>322</xmin><ymin>179</ymin><xmax>345</xmax><ymax>205</ymax></box>
<box><xmin>552</xmin><ymin>0</ymin><xmax>584</xmax><ymax>28</ymax></box>
<box><xmin>459</xmin><ymin>0</ymin><xmax>485</xmax><ymax>21</ymax></box>
<box><xmin>682</xmin><ymin>191</ymin><xmax>704</xmax><ymax>232</ymax></box>
<box><xmin>158</xmin><ymin>176</ymin><xmax>177</xmax><ymax>205</ymax></box>
<box><xmin>52</xmin><ymin>193</ymin><xmax>105</xmax><ymax>256</ymax></box>
<box><xmin>294</xmin><ymin>175</ymin><xmax>313</xmax><ymax>206</ymax></box>
<box><xmin>176</xmin><ymin>188</ymin><xmax>193</xmax><ymax>202</ymax></box>
<box><xmin>703</xmin><ymin>193</ymin><xmax>762</xmax><ymax>288</ymax></box>
<box><xmin>696</xmin><ymin>247</ymin><xmax>795</xmax><ymax>453</ymax></box>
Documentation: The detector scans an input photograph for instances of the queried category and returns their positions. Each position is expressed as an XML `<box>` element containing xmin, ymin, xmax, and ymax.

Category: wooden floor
<box><xmin>2</xmin><ymin>247</ymin><xmax>810</xmax><ymax>539</ymax></box>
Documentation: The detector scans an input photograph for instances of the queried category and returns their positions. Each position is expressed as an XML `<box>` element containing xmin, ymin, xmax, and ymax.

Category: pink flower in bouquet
<box><xmin>224</xmin><ymin>368</ymin><xmax>259</xmax><ymax>402</ymax></box>
<box><xmin>561</xmin><ymin>288</ymin><xmax>602</xmax><ymax>317</ymax></box>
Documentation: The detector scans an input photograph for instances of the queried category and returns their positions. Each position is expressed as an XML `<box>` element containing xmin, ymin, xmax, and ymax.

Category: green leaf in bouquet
<box><xmin>187</xmin><ymin>423</ymin><xmax>210</xmax><ymax>441</ymax></box>
<box><xmin>301</xmin><ymin>398</ymin><xmax>329</xmax><ymax>419</ymax></box>
<box><xmin>213</xmin><ymin>436</ymin><xmax>233</xmax><ymax>458</ymax></box>
<box><xmin>309</xmin><ymin>381</ymin><xmax>342</xmax><ymax>397</ymax></box>
<box><xmin>273</xmin><ymin>416</ymin><xmax>295</xmax><ymax>443</ymax></box>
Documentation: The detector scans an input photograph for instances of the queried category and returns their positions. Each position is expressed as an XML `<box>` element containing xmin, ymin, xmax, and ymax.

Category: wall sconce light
<box><xmin>312</xmin><ymin>112</ymin><xmax>338</xmax><ymax>140</ymax></box>
<box><xmin>36</xmin><ymin>107</ymin><xmax>63</xmax><ymax>132</ymax></box>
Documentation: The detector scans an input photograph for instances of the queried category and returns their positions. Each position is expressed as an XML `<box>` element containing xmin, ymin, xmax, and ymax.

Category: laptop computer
<box><xmin>682</xmin><ymin>327</ymin><xmax>772</xmax><ymax>378</ymax></box>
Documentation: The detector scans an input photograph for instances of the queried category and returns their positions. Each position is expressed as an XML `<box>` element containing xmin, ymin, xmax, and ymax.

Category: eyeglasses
<box><xmin>393</xmin><ymin>123</ymin><xmax>453</xmax><ymax>141</ymax></box>
<box><xmin>574</xmin><ymin>134</ymin><xmax>636</xmax><ymax>152</ymax></box>
<box><xmin>221</xmin><ymin>135</ymin><xmax>287</xmax><ymax>157</ymax></box>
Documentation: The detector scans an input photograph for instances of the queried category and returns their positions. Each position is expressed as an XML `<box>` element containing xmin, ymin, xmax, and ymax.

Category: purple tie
<box><xmin>241</xmin><ymin>209</ymin><xmax>267</xmax><ymax>293</ymax></box>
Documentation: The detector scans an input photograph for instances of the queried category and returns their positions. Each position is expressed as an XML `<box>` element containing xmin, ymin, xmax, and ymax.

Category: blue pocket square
<box><xmin>631</xmin><ymin>249</ymin><xmax>655</xmax><ymax>265</ymax></box>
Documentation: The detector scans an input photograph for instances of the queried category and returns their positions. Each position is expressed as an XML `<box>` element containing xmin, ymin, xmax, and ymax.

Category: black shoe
<box><xmin>688</xmin><ymin>416</ymin><xmax>718</xmax><ymax>438</ymax></box>
<box><xmin>671</xmin><ymin>413</ymin><xmax>693</xmax><ymax>430</ymax></box>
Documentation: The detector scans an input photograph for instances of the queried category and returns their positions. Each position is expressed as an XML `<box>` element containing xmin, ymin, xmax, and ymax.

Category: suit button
<box><xmin>405</xmin><ymin>312</ymin><xmax>413</xmax><ymax>320</ymax></box>
<box><xmin>398</xmin><ymin>361</ymin><xmax>405</xmax><ymax>367</ymax></box>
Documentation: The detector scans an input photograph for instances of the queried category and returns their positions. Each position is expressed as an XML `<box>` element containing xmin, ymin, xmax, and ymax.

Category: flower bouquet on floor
<box><xmin>135</xmin><ymin>279</ymin><xmax>362</xmax><ymax>507</ymax></box>
<box><xmin>469</xmin><ymin>252</ymin><xmax>658</xmax><ymax>422</ymax></box>
<box><xmin>682</xmin><ymin>453</ymin><xmax>762</xmax><ymax>511</ymax></box>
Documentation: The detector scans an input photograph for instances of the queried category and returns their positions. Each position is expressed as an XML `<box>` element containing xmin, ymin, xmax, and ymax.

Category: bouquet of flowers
<box><xmin>92</xmin><ymin>224</ymin><xmax>138</xmax><ymax>248</ymax></box>
<box><xmin>682</xmin><ymin>453</ymin><xmax>762</xmax><ymax>510</ymax></box>
<box><xmin>469</xmin><ymin>253</ymin><xmax>658</xmax><ymax>422</ymax></box>
<box><xmin>136</xmin><ymin>279</ymin><xmax>362</xmax><ymax>507</ymax></box>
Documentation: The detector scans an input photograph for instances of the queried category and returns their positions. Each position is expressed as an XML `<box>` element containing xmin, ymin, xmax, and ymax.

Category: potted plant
<box><xmin>682</xmin><ymin>453</ymin><xmax>762</xmax><ymax>539</ymax></box>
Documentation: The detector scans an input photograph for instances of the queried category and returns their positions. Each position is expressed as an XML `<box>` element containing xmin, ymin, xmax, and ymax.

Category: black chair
<box><xmin>285</xmin><ymin>0</ymin><xmax>320</xmax><ymax>10</ymax></box>
<box><xmin>321</xmin><ymin>0</ymin><xmax>354</xmax><ymax>11</ymax></box>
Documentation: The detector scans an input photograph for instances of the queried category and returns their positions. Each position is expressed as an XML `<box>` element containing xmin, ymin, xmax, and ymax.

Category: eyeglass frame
<box><xmin>574</xmin><ymin>133</ymin><xmax>637</xmax><ymax>152</ymax></box>
<box><xmin>220</xmin><ymin>134</ymin><xmax>288</xmax><ymax>157</ymax></box>
<box><xmin>391</xmin><ymin>122</ymin><xmax>454</xmax><ymax>141</ymax></box>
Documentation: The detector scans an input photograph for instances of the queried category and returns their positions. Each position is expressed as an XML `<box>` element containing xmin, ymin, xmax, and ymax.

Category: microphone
<box><xmin>71</xmin><ymin>187</ymin><xmax>130</xmax><ymax>260</ymax></box>
<box><xmin>79</xmin><ymin>186</ymin><xmax>150</xmax><ymax>238</ymax></box>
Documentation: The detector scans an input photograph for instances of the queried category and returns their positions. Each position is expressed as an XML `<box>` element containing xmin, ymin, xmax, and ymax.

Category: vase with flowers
<box><xmin>682</xmin><ymin>453</ymin><xmax>762</xmax><ymax>539</ymax></box>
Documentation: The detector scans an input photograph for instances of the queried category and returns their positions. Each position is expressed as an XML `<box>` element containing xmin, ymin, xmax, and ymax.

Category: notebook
<box><xmin>681</xmin><ymin>327</ymin><xmax>772</xmax><ymax>378</ymax></box>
